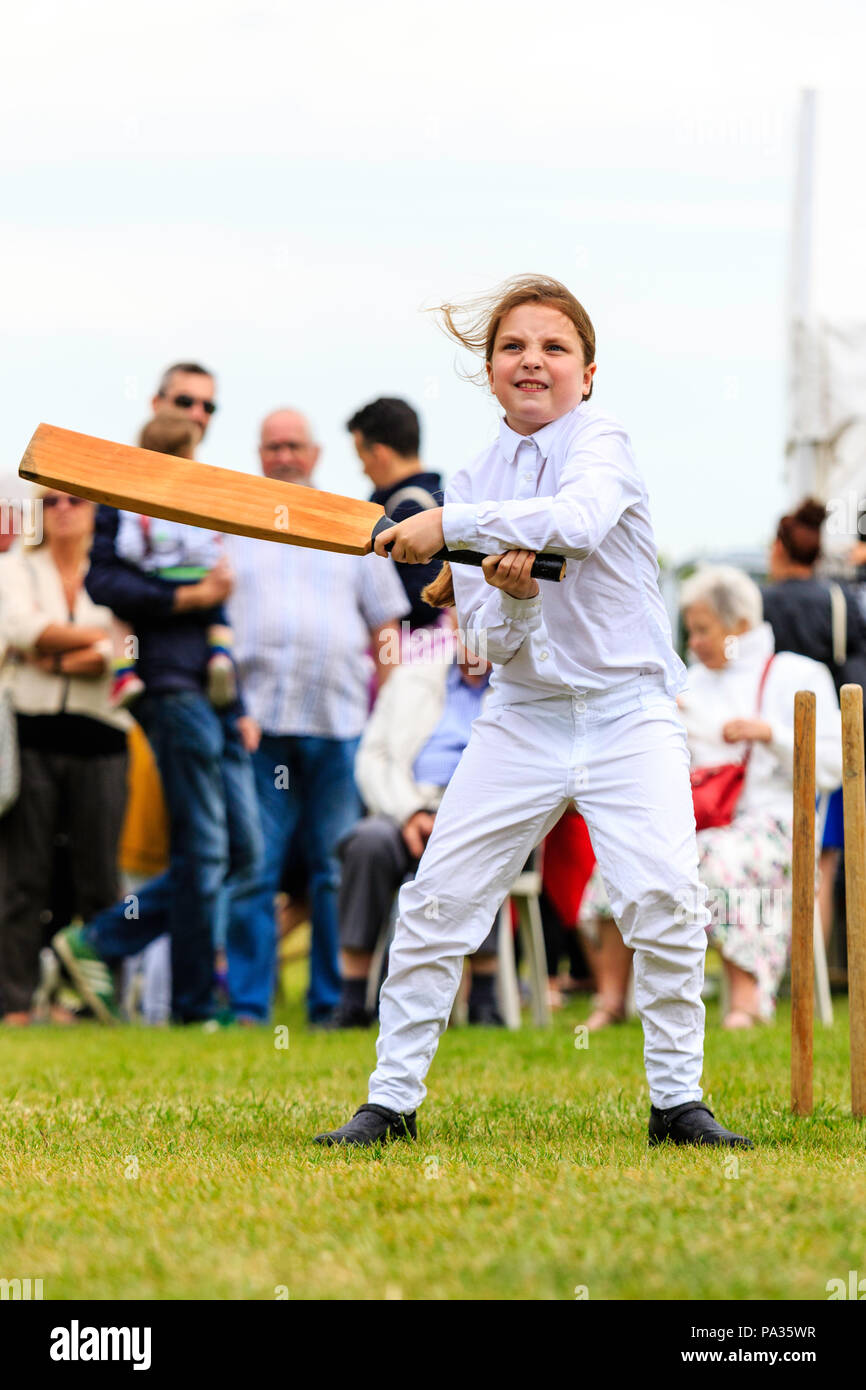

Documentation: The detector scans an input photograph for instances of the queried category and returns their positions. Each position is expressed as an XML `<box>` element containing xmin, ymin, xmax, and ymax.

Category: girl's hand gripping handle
<box><xmin>370</xmin><ymin>515</ymin><xmax>565</xmax><ymax>582</ymax></box>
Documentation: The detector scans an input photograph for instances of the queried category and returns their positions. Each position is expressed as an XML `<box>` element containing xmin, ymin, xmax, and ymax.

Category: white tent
<box><xmin>785</xmin><ymin>91</ymin><xmax>866</xmax><ymax>566</ymax></box>
<box><xmin>787</xmin><ymin>318</ymin><xmax>866</xmax><ymax>559</ymax></box>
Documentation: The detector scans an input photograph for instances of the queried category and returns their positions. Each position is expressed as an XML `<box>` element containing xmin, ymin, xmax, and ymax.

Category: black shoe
<box><xmin>649</xmin><ymin>1101</ymin><xmax>754</xmax><ymax>1149</ymax></box>
<box><xmin>313</xmin><ymin>1103</ymin><xmax>417</xmax><ymax>1147</ymax></box>
<box><xmin>467</xmin><ymin>1001</ymin><xmax>505</xmax><ymax>1026</ymax></box>
<box><xmin>319</xmin><ymin>1002</ymin><xmax>373</xmax><ymax>1031</ymax></box>
<box><xmin>307</xmin><ymin>1010</ymin><xmax>337</xmax><ymax>1032</ymax></box>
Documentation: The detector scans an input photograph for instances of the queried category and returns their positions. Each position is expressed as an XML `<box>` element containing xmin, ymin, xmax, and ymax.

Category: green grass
<box><xmin>1</xmin><ymin>992</ymin><xmax>864</xmax><ymax>1301</ymax></box>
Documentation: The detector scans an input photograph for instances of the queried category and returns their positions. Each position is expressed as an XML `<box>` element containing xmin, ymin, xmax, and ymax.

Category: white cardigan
<box><xmin>678</xmin><ymin>622</ymin><xmax>842</xmax><ymax>821</ymax></box>
<box><xmin>356</xmin><ymin>659</ymin><xmax>489</xmax><ymax>825</ymax></box>
<box><xmin>0</xmin><ymin>547</ymin><xmax>128</xmax><ymax>731</ymax></box>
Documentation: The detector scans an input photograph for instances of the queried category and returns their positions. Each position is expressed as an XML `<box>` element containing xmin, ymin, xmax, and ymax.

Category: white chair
<box><xmin>367</xmin><ymin>855</ymin><xmax>551</xmax><ymax>1029</ymax></box>
<box><xmin>496</xmin><ymin>851</ymin><xmax>551</xmax><ymax>1029</ymax></box>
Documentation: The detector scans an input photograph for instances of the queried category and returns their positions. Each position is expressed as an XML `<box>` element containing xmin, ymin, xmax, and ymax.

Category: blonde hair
<box><xmin>433</xmin><ymin>274</ymin><xmax>596</xmax><ymax>398</ymax></box>
<box><xmin>23</xmin><ymin>483</ymin><xmax>51</xmax><ymax>548</ymax></box>
<box><xmin>24</xmin><ymin>483</ymin><xmax>94</xmax><ymax>550</ymax></box>
<box><xmin>421</xmin><ymin>562</ymin><xmax>455</xmax><ymax>609</ymax></box>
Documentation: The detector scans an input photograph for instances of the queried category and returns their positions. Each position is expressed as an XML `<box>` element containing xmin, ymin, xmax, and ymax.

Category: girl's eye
<box><xmin>502</xmin><ymin>342</ymin><xmax>521</xmax><ymax>351</ymax></box>
<box><xmin>546</xmin><ymin>344</ymin><xmax>566</xmax><ymax>352</ymax></box>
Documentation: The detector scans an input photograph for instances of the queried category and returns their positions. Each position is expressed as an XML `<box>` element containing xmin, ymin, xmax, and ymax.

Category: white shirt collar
<box><xmin>498</xmin><ymin>403</ymin><xmax>584</xmax><ymax>465</ymax></box>
<box><xmin>698</xmin><ymin>620</ymin><xmax>774</xmax><ymax>676</ymax></box>
<box><xmin>729</xmin><ymin>621</ymin><xmax>775</xmax><ymax>667</ymax></box>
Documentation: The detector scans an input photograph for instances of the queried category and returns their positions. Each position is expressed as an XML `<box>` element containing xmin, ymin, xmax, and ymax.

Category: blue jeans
<box><xmin>86</xmin><ymin>693</ymin><xmax>263</xmax><ymax>1023</ymax></box>
<box><xmin>236</xmin><ymin>734</ymin><xmax>362</xmax><ymax>1022</ymax></box>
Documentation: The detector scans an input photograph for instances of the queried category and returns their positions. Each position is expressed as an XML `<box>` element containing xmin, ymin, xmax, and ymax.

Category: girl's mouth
<box><xmin>516</xmin><ymin>382</ymin><xmax>548</xmax><ymax>392</ymax></box>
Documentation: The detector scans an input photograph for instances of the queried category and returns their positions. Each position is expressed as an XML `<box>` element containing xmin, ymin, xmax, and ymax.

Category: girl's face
<box><xmin>486</xmin><ymin>303</ymin><xmax>596</xmax><ymax>436</ymax></box>
<box><xmin>684</xmin><ymin>601</ymin><xmax>748</xmax><ymax>670</ymax></box>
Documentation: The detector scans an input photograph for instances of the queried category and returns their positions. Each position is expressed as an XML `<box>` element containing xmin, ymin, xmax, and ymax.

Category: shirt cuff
<box><xmin>497</xmin><ymin>590</ymin><xmax>543</xmax><ymax>620</ymax></box>
<box><xmin>442</xmin><ymin>502</ymin><xmax>481</xmax><ymax>551</ymax></box>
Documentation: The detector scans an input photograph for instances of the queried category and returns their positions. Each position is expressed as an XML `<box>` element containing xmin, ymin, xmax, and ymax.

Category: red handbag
<box><xmin>690</xmin><ymin>655</ymin><xmax>774</xmax><ymax>832</ymax></box>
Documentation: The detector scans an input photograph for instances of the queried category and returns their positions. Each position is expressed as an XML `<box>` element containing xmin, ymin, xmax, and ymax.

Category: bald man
<box><xmin>257</xmin><ymin>408</ymin><xmax>321</xmax><ymax>485</ymax></box>
<box><xmin>225</xmin><ymin>411</ymin><xmax>411</xmax><ymax>1025</ymax></box>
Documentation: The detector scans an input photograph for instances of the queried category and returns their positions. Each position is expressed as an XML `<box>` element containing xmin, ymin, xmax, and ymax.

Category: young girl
<box><xmin>315</xmin><ymin>274</ymin><xmax>752</xmax><ymax>1150</ymax></box>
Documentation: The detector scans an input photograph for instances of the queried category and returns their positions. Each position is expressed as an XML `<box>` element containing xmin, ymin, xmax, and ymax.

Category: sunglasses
<box><xmin>42</xmin><ymin>494</ymin><xmax>89</xmax><ymax>509</ymax></box>
<box><xmin>169</xmin><ymin>393</ymin><xmax>217</xmax><ymax>415</ymax></box>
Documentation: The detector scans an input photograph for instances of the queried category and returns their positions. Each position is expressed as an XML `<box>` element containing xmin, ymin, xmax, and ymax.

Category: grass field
<box><xmin>1</xmin><ymin>990</ymin><xmax>864</xmax><ymax>1302</ymax></box>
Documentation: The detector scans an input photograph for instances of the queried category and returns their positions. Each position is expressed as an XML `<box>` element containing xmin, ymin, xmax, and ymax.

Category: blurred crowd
<box><xmin>1</xmin><ymin>361</ymin><xmax>865</xmax><ymax>1033</ymax></box>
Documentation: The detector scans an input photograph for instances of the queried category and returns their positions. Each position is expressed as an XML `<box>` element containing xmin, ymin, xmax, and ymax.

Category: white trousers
<box><xmin>368</xmin><ymin>672</ymin><xmax>710</xmax><ymax>1113</ymax></box>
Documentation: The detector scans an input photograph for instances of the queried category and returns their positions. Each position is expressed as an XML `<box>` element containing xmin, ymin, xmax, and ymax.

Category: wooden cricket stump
<box><xmin>795</xmin><ymin>685</ymin><xmax>866</xmax><ymax>1117</ymax></box>
<box><xmin>841</xmin><ymin>685</ymin><xmax>866</xmax><ymax>1118</ymax></box>
<box><xmin>791</xmin><ymin>690</ymin><xmax>815</xmax><ymax>1115</ymax></box>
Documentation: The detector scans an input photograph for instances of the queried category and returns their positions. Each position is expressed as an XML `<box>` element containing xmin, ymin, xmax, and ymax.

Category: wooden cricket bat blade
<box><xmin>19</xmin><ymin>424</ymin><xmax>566</xmax><ymax>580</ymax></box>
<box><xmin>19</xmin><ymin>424</ymin><xmax>384</xmax><ymax>554</ymax></box>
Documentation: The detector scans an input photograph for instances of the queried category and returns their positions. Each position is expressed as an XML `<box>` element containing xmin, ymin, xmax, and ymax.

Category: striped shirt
<box><xmin>225</xmin><ymin>534</ymin><xmax>410</xmax><ymax>738</ymax></box>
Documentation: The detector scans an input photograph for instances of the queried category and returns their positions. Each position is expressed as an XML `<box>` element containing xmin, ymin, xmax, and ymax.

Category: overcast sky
<box><xmin>2</xmin><ymin>0</ymin><xmax>864</xmax><ymax>560</ymax></box>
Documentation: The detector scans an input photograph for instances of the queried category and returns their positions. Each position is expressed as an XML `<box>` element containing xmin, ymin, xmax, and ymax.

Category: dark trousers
<box><xmin>85</xmin><ymin>693</ymin><xmax>263</xmax><ymax>1023</ymax></box>
<box><xmin>0</xmin><ymin>746</ymin><xmax>127</xmax><ymax>1014</ymax></box>
<box><xmin>337</xmin><ymin>815</ymin><xmax>498</xmax><ymax>957</ymax></box>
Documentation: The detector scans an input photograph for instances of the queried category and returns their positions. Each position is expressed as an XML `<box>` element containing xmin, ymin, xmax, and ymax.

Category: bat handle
<box><xmin>433</xmin><ymin>547</ymin><xmax>565</xmax><ymax>583</ymax></box>
<box><xmin>370</xmin><ymin>517</ymin><xmax>566</xmax><ymax>583</ymax></box>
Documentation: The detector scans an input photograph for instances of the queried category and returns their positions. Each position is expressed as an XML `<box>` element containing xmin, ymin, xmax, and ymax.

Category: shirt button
<box><xmin>539</xmin><ymin>650</ymin><xmax>549</xmax><ymax>661</ymax></box>
<box><xmin>522</xmin><ymin>472</ymin><xmax>533</xmax><ymax>483</ymax></box>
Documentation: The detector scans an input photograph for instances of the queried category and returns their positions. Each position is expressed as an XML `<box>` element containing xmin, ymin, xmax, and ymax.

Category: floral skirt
<box><xmin>578</xmin><ymin>812</ymin><xmax>794</xmax><ymax>1020</ymax></box>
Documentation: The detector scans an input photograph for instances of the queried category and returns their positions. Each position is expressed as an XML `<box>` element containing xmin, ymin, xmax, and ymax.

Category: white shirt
<box><xmin>678</xmin><ymin>621</ymin><xmax>842</xmax><ymax>820</ymax></box>
<box><xmin>441</xmin><ymin>402</ymin><xmax>685</xmax><ymax>704</ymax></box>
<box><xmin>226</xmin><ymin>534</ymin><xmax>410</xmax><ymax>739</ymax></box>
<box><xmin>0</xmin><ymin>548</ymin><xmax>129</xmax><ymax>730</ymax></box>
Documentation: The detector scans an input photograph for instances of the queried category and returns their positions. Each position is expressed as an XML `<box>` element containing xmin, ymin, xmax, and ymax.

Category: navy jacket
<box><xmin>370</xmin><ymin>471</ymin><xmax>443</xmax><ymax>630</ymax></box>
<box><xmin>85</xmin><ymin>505</ymin><xmax>228</xmax><ymax>697</ymax></box>
<box><xmin>762</xmin><ymin>577</ymin><xmax>866</xmax><ymax>697</ymax></box>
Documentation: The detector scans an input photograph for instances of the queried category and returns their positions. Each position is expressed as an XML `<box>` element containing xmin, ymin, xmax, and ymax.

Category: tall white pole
<box><xmin>787</xmin><ymin>89</ymin><xmax>818</xmax><ymax>501</ymax></box>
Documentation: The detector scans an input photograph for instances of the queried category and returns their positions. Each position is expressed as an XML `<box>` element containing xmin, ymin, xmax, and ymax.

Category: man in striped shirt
<box><xmin>226</xmin><ymin>410</ymin><xmax>410</xmax><ymax>1025</ymax></box>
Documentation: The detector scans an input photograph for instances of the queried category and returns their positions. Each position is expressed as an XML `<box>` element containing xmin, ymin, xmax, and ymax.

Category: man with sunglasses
<box><xmin>152</xmin><ymin>362</ymin><xmax>218</xmax><ymax>440</ymax></box>
<box><xmin>54</xmin><ymin>363</ymin><xmax>263</xmax><ymax>1026</ymax></box>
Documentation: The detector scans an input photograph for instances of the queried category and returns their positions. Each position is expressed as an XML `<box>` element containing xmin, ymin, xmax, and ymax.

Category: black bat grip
<box><xmin>370</xmin><ymin>517</ymin><xmax>566</xmax><ymax>583</ymax></box>
<box><xmin>432</xmin><ymin>547</ymin><xmax>565</xmax><ymax>582</ymax></box>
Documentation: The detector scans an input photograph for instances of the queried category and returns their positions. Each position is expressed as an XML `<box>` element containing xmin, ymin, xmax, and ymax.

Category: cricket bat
<box><xmin>18</xmin><ymin>424</ymin><xmax>566</xmax><ymax>581</ymax></box>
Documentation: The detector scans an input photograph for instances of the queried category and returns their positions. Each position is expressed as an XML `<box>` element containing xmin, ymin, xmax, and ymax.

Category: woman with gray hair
<box><xmin>577</xmin><ymin>565</ymin><xmax>842</xmax><ymax>1029</ymax></box>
